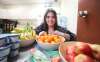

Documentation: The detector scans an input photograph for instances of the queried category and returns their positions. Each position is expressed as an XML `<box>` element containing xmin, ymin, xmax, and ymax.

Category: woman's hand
<box><xmin>53</xmin><ymin>31</ymin><xmax>64</xmax><ymax>36</ymax></box>
<box><xmin>39</xmin><ymin>31</ymin><xmax>47</xmax><ymax>36</ymax></box>
<box><xmin>54</xmin><ymin>30</ymin><xmax>70</xmax><ymax>40</ymax></box>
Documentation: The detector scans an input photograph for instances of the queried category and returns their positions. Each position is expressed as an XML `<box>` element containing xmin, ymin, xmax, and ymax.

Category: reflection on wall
<box><xmin>17</xmin><ymin>19</ymin><xmax>43</xmax><ymax>28</ymax></box>
<box><xmin>58</xmin><ymin>16</ymin><xmax>67</xmax><ymax>28</ymax></box>
<box><xmin>60</xmin><ymin>0</ymin><xmax>78</xmax><ymax>34</ymax></box>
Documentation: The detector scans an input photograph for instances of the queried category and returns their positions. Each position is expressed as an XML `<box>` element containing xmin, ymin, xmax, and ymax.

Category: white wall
<box><xmin>0</xmin><ymin>0</ymin><xmax>60</xmax><ymax>19</ymax></box>
<box><xmin>0</xmin><ymin>5</ymin><xmax>46</xmax><ymax>19</ymax></box>
<box><xmin>60</xmin><ymin>0</ymin><xmax>78</xmax><ymax>34</ymax></box>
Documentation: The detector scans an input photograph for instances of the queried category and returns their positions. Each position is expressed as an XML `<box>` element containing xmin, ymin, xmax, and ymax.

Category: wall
<box><xmin>0</xmin><ymin>5</ymin><xmax>47</xmax><ymax>19</ymax></box>
<box><xmin>16</xmin><ymin>19</ymin><xmax>43</xmax><ymax>28</ymax></box>
<box><xmin>60</xmin><ymin>0</ymin><xmax>78</xmax><ymax>34</ymax></box>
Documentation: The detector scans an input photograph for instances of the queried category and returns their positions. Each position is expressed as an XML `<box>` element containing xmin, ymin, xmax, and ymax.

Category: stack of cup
<box><xmin>7</xmin><ymin>34</ymin><xmax>20</xmax><ymax>58</ymax></box>
<box><xmin>0</xmin><ymin>34</ymin><xmax>11</xmax><ymax>62</ymax></box>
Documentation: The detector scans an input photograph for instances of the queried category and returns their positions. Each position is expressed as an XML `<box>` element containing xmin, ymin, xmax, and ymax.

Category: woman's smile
<box><xmin>46</xmin><ymin>12</ymin><xmax>56</xmax><ymax>27</ymax></box>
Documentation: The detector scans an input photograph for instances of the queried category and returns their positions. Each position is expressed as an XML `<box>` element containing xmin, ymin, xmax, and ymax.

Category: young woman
<box><xmin>35</xmin><ymin>9</ymin><xmax>76</xmax><ymax>41</ymax></box>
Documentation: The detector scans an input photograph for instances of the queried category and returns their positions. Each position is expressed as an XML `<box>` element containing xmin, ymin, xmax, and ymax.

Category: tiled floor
<box><xmin>15</xmin><ymin>50</ymin><xmax>32</xmax><ymax>62</ymax></box>
<box><xmin>8</xmin><ymin>44</ymin><xmax>35</xmax><ymax>62</ymax></box>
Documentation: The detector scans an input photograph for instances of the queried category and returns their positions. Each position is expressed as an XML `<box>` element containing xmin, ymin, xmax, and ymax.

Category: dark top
<box><xmin>35</xmin><ymin>24</ymin><xmax>76</xmax><ymax>41</ymax></box>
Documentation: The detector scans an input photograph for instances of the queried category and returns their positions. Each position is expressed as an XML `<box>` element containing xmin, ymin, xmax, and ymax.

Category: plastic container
<box><xmin>0</xmin><ymin>56</ymin><xmax>7</xmax><ymax>62</ymax></box>
<box><xmin>0</xmin><ymin>44</ymin><xmax>11</xmax><ymax>58</ymax></box>
<box><xmin>0</xmin><ymin>35</ymin><xmax>8</xmax><ymax>46</ymax></box>
<box><xmin>8</xmin><ymin>40</ymin><xmax>20</xmax><ymax>58</ymax></box>
<box><xmin>5</xmin><ymin>34</ymin><xmax>20</xmax><ymax>58</ymax></box>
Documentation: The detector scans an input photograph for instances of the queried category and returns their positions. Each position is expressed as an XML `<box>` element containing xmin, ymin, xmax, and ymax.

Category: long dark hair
<box><xmin>42</xmin><ymin>9</ymin><xmax>58</xmax><ymax>31</ymax></box>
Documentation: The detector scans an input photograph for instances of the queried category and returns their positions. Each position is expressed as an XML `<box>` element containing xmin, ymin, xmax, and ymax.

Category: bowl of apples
<box><xmin>36</xmin><ymin>34</ymin><xmax>65</xmax><ymax>50</ymax></box>
<box><xmin>59</xmin><ymin>42</ymin><xmax>100</xmax><ymax>62</ymax></box>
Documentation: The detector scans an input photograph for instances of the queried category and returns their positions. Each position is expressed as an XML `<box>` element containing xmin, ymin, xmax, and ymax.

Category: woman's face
<box><xmin>46</xmin><ymin>12</ymin><xmax>56</xmax><ymax>27</ymax></box>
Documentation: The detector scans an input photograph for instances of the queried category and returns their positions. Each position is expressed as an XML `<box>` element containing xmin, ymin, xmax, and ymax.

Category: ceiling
<box><xmin>0</xmin><ymin>0</ymin><xmax>60</xmax><ymax>19</ymax></box>
<box><xmin>0</xmin><ymin>0</ymin><xmax>57</xmax><ymax>5</ymax></box>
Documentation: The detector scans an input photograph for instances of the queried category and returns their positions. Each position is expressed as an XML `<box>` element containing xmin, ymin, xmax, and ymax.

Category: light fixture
<box><xmin>79</xmin><ymin>10</ymin><xmax>88</xmax><ymax>18</ymax></box>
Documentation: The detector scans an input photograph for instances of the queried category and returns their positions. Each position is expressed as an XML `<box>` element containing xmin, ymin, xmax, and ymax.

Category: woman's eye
<box><xmin>47</xmin><ymin>16</ymin><xmax>50</xmax><ymax>18</ymax></box>
<box><xmin>47</xmin><ymin>16</ymin><xmax>55</xmax><ymax>19</ymax></box>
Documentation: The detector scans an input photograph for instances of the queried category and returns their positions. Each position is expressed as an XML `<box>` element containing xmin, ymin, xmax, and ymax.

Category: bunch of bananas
<box><xmin>11</xmin><ymin>23</ymin><xmax>36</xmax><ymax>41</ymax></box>
<box><xmin>11</xmin><ymin>28</ymin><xmax>24</xmax><ymax>33</ymax></box>
<box><xmin>19</xmin><ymin>31</ymin><xmax>36</xmax><ymax>41</ymax></box>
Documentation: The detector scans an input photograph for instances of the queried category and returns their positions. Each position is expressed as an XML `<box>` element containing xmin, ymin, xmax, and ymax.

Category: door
<box><xmin>77</xmin><ymin>0</ymin><xmax>100</xmax><ymax>44</ymax></box>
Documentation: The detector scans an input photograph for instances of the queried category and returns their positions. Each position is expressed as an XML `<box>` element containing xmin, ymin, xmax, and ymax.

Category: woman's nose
<box><xmin>48</xmin><ymin>17</ymin><xmax>53</xmax><ymax>21</ymax></box>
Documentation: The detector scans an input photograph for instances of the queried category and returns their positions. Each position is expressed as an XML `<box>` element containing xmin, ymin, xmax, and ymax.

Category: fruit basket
<box><xmin>59</xmin><ymin>41</ymin><xmax>100</xmax><ymax>62</ymax></box>
<box><xmin>36</xmin><ymin>35</ymin><xmax>65</xmax><ymax>50</ymax></box>
<box><xmin>11</xmin><ymin>23</ymin><xmax>36</xmax><ymax>47</ymax></box>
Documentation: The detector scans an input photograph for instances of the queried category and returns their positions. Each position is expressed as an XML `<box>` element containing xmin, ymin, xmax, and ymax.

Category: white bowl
<box><xmin>37</xmin><ymin>36</ymin><xmax>65</xmax><ymax>50</ymax></box>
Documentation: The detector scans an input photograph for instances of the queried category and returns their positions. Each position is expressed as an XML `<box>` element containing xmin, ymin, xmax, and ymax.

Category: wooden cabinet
<box><xmin>0</xmin><ymin>19</ymin><xmax>18</xmax><ymax>33</ymax></box>
<box><xmin>77</xmin><ymin>0</ymin><xmax>100</xmax><ymax>44</ymax></box>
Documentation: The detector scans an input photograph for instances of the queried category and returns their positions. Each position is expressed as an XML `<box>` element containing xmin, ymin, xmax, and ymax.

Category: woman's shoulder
<box><xmin>36</xmin><ymin>23</ymin><xmax>44</xmax><ymax>29</ymax></box>
<box><xmin>35</xmin><ymin>23</ymin><xmax>45</xmax><ymax>34</ymax></box>
<box><xmin>57</xmin><ymin>26</ymin><xmax>67</xmax><ymax>30</ymax></box>
<box><xmin>57</xmin><ymin>26</ymin><xmax>68</xmax><ymax>33</ymax></box>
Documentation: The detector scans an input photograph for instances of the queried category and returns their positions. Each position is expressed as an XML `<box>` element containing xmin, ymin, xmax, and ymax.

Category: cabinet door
<box><xmin>77</xmin><ymin>0</ymin><xmax>100</xmax><ymax>44</ymax></box>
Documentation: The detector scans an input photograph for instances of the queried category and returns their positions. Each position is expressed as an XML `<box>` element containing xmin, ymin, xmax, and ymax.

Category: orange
<box><xmin>38</xmin><ymin>36</ymin><xmax>45</xmax><ymax>42</ymax></box>
<box><xmin>38</xmin><ymin>34</ymin><xmax>61</xmax><ymax>43</ymax></box>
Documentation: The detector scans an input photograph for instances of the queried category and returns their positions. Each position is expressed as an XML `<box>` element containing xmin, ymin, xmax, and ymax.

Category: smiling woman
<box><xmin>35</xmin><ymin>9</ymin><xmax>76</xmax><ymax>41</ymax></box>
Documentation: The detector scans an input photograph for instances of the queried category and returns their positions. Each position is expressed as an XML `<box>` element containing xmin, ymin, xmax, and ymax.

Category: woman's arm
<box><xmin>35</xmin><ymin>24</ymin><xmax>45</xmax><ymax>35</ymax></box>
<box><xmin>39</xmin><ymin>31</ymin><xmax>47</xmax><ymax>36</ymax></box>
<box><xmin>56</xmin><ymin>26</ymin><xmax>76</xmax><ymax>41</ymax></box>
<box><xmin>65</xmin><ymin>30</ymin><xmax>76</xmax><ymax>41</ymax></box>
<box><xmin>54</xmin><ymin>30</ymin><xmax>70</xmax><ymax>41</ymax></box>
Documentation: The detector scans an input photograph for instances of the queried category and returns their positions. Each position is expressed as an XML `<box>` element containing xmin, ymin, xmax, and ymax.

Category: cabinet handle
<box><xmin>79</xmin><ymin>10</ymin><xmax>88</xmax><ymax>18</ymax></box>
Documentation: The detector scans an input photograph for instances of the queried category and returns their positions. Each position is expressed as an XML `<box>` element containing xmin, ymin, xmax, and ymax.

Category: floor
<box><xmin>8</xmin><ymin>43</ymin><xmax>36</xmax><ymax>62</ymax></box>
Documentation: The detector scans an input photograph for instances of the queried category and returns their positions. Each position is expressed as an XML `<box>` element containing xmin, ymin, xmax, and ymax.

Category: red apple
<box><xmin>66</xmin><ymin>45</ymin><xmax>77</xmax><ymax>62</ymax></box>
<box><xmin>76</xmin><ymin>42</ymin><xmax>93</xmax><ymax>57</ymax></box>
<box><xmin>75</xmin><ymin>54</ymin><xmax>95</xmax><ymax>62</ymax></box>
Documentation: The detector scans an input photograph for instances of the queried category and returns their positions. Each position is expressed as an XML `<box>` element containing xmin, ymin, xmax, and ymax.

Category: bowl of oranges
<box><xmin>36</xmin><ymin>34</ymin><xmax>65</xmax><ymax>50</ymax></box>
